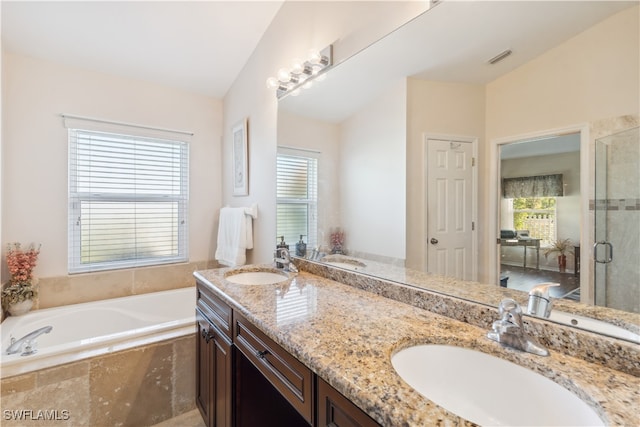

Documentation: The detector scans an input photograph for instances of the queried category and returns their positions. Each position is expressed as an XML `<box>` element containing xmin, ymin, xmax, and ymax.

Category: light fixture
<box><xmin>266</xmin><ymin>45</ymin><xmax>333</xmax><ymax>99</ymax></box>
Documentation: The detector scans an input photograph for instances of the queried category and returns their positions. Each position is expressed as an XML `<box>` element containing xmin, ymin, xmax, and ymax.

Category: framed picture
<box><xmin>232</xmin><ymin>118</ymin><xmax>248</xmax><ymax>196</ymax></box>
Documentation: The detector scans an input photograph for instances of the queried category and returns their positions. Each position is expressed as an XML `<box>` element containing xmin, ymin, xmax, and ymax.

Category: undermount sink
<box><xmin>391</xmin><ymin>345</ymin><xmax>604</xmax><ymax>426</ymax></box>
<box><xmin>323</xmin><ymin>257</ymin><xmax>366</xmax><ymax>271</ymax></box>
<box><xmin>548</xmin><ymin>311</ymin><xmax>640</xmax><ymax>343</ymax></box>
<box><xmin>224</xmin><ymin>270</ymin><xmax>289</xmax><ymax>285</ymax></box>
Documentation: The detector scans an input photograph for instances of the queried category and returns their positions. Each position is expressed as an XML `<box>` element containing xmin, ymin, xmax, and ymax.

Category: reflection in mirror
<box><xmin>277</xmin><ymin>0</ymin><xmax>639</xmax><ymax>341</ymax></box>
<box><xmin>499</xmin><ymin>133</ymin><xmax>582</xmax><ymax>303</ymax></box>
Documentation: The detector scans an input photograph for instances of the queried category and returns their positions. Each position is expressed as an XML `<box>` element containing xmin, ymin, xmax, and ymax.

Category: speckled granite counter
<box><xmin>194</xmin><ymin>267</ymin><xmax>639</xmax><ymax>426</ymax></box>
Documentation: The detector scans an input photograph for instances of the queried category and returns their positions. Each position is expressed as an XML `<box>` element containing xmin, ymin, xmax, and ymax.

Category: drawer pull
<box><xmin>256</xmin><ymin>350</ymin><xmax>269</xmax><ymax>359</ymax></box>
<box><xmin>201</xmin><ymin>329</ymin><xmax>213</xmax><ymax>343</ymax></box>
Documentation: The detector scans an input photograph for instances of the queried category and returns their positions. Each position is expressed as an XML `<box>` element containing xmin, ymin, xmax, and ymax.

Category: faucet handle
<box><xmin>498</xmin><ymin>298</ymin><xmax>523</xmax><ymax>327</ymax></box>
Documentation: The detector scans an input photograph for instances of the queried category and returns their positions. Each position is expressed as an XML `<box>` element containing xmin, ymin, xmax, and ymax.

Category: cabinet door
<box><xmin>196</xmin><ymin>310</ymin><xmax>213</xmax><ymax>426</ymax></box>
<box><xmin>212</xmin><ymin>332</ymin><xmax>233</xmax><ymax>427</ymax></box>
<box><xmin>317</xmin><ymin>378</ymin><xmax>380</xmax><ymax>427</ymax></box>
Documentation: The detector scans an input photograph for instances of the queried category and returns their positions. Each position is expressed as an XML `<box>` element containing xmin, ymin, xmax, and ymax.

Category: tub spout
<box><xmin>6</xmin><ymin>325</ymin><xmax>53</xmax><ymax>356</ymax></box>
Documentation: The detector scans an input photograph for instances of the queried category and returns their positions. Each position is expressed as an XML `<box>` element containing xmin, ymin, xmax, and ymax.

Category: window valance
<box><xmin>502</xmin><ymin>174</ymin><xmax>563</xmax><ymax>198</ymax></box>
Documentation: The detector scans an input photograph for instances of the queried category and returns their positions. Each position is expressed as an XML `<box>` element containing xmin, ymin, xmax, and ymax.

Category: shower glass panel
<box><xmin>594</xmin><ymin>126</ymin><xmax>639</xmax><ymax>313</ymax></box>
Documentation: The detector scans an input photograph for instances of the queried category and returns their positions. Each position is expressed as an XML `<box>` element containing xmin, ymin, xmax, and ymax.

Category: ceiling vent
<box><xmin>488</xmin><ymin>49</ymin><xmax>513</xmax><ymax>65</ymax></box>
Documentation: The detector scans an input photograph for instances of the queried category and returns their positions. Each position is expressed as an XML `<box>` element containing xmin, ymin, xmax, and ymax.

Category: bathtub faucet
<box><xmin>6</xmin><ymin>325</ymin><xmax>53</xmax><ymax>356</ymax></box>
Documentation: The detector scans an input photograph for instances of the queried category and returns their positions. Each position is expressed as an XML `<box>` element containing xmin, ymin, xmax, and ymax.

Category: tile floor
<box><xmin>152</xmin><ymin>409</ymin><xmax>206</xmax><ymax>427</ymax></box>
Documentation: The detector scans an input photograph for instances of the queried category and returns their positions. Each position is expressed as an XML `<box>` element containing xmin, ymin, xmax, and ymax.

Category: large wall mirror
<box><xmin>277</xmin><ymin>1</ymin><xmax>639</xmax><ymax>340</ymax></box>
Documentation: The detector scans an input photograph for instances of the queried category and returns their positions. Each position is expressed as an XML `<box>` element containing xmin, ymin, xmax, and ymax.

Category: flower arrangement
<box><xmin>543</xmin><ymin>238</ymin><xmax>573</xmax><ymax>258</ymax></box>
<box><xmin>330</xmin><ymin>228</ymin><xmax>345</xmax><ymax>254</ymax></box>
<box><xmin>2</xmin><ymin>242</ymin><xmax>40</xmax><ymax>310</ymax></box>
<box><xmin>543</xmin><ymin>238</ymin><xmax>573</xmax><ymax>273</ymax></box>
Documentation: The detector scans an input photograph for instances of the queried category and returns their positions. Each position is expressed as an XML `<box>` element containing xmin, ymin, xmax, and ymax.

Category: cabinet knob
<box><xmin>256</xmin><ymin>350</ymin><xmax>269</xmax><ymax>359</ymax></box>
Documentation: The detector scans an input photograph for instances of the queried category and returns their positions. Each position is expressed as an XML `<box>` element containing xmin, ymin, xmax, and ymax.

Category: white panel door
<box><xmin>426</xmin><ymin>138</ymin><xmax>474</xmax><ymax>280</ymax></box>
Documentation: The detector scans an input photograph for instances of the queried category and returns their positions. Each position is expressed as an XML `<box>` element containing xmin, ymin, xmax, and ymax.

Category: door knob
<box><xmin>430</xmin><ymin>238</ymin><xmax>438</xmax><ymax>245</ymax></box>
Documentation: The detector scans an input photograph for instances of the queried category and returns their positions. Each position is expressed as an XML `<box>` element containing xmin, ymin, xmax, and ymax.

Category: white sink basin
<box><xmin>548</xmin><ymin>311</ymin><xmax>640</xmax><ymax>343</ymax></box>
<box><xmin>224</xmin><ymin>271</ymin><xmax>289</xmax><ymax>285</ymax></box>
<box><xmin>391</xmin><ymin>345</ymin><xmax>604</xmax><ymax>426</ymax></box>
<box><xmin>325</xmin><ymin>261</ymin><xmax>365</xmax><ymax>271</ymax></box>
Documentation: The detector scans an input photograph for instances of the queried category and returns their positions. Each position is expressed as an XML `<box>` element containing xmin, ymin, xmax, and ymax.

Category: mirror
<box><xmin>277</xmin><ymin>1</ymin><xmax>639</xmax><ymax>340</ymax></box>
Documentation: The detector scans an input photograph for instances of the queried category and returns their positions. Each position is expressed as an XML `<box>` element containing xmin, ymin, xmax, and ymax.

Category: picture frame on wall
<box><xmin>232</xmin><ymin>118</ymin><xmax>248</xmax><ymax>196</ymax></box>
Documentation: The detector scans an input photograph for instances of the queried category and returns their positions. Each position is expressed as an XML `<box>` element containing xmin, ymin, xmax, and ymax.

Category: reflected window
<box><xmin>507</xmin><ymin>197</ymin><xmax>557</xmax><ymax>246</ymax></box>
<box><xmin>276</xmin><ymin>149</ymin><xmax>318</xmax><ymax>250</ymax></box>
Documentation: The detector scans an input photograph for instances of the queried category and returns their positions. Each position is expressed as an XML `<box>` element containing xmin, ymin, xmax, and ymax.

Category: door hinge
<box><xmin>472</xmin><ymin>221</ymin><xmax>475</xmax><ymax>231</ymax></box>
<box><xmin>472</xmin><ymin>157</ymin><xmax>476</xmax><ymax>167</ymax></box>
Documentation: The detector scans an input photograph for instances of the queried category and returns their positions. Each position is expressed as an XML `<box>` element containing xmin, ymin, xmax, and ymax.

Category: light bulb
<box><xmin>266</xmin><ymin>77</ymin><xmax>279</xmax><ymax>90</ymax></box>
<box><xmin>308</xmin><ymin>49</ymin><xmax>322</xmax><ymax>65</ymax></box>
<box><xmin>277</xmin><ymin>68</ymin><xmax>291</xmax><ymax>82</ymax></box>
<box><xmin>291</xmin><ymin>58</ymin><xmax>304</xmax><ymax>75</ymax></box>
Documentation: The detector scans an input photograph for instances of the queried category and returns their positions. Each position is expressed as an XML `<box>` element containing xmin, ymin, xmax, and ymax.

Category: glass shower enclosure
<box><xmin>594</xmin><ymin>126</ymin><xmax>639</xmax><ymax>313</ymax></box>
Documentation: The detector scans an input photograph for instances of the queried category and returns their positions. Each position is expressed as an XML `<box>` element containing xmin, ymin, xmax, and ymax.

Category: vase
<box><xmin>8</xmin><ymin>299</ymin><xmax>33</xmax><ymax>316</ymax></box>
<box><xmin>558</xmin><ymin>254</ymin><xmax>567</xmax><ymax>273</ymax></box>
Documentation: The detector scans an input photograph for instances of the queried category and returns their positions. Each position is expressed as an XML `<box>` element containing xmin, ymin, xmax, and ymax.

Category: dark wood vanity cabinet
<box><xmin>196</xmin><ymin>283</ymin><xmax>233</xmax><ymax>427</ymax></box>
<box><xmin>317</xmin><ymin>378</ymin><xmax>380</xmax><ymax>427</ymax></box>
<box><xmin>195</xmin><ymin>280</ymin><xmax>380</xmax><ymax>427</ymax></box>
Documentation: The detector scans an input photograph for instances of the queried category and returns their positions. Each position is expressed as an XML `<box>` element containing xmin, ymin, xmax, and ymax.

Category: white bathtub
<box><xmin>1</xmin><ymin>287</ymin><xmax>195</xmax><ymax>378</ymax></box>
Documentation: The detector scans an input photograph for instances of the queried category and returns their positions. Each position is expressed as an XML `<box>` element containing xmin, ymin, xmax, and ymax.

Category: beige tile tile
<box><xmin>89</xmin><ymin>342</ymin><xmax>174</xmax><ymax>426</ymax></box>
<box><xmin>1</xmin><ymin>373</ymin><xmax>36</xmax><ymax>396</ymax></box>
<box><xmin>38</xmin><ymin>270</ymin><xmax>134</xmax><ymax>309</ymax></box>
<box><xmin>0</xmin><ymin>376</ymin><xmax>90</xmax><ymax>426</ymax></box>
<box><xmin>151</xmin><ymin>409</ymin><xmax>205</xmax><ymax>427</ymax></box>
<box><xmin>36</xmin><ymin>361</ymin><xmax>89</xmax><ymax>387</ymax></box>
<box><xmin>172</xmin><ymin>335</ymin><xmax>196</xmax><ymax>415</ymax></box>
<box><xmin>133</xmin><ymin>262</ymin><xmax>199</xmax><ymax>294</ymax></box>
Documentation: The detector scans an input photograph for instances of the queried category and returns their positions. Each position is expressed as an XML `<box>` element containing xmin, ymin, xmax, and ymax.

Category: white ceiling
<box><xmin>1</xmin><ymin>1</ymin><xmax>283</xmax><ymax>98</ymax></box>
<box><xmin>280</xmin><ymin>0</ymin><xmax>636</xmax><ymax>123</ymax></box>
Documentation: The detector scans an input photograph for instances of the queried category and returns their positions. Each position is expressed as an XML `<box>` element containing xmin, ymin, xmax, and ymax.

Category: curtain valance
<box><xmin>502</xmin><ymin>174</ymin><xmax>563</xmax><ymax>198</ymax></box>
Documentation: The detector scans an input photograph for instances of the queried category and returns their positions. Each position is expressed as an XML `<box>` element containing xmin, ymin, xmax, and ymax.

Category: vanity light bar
<box><xmin>266</xmin><ymin>45</ymin><xmax>333</xmax><ymax>99</ymax></box>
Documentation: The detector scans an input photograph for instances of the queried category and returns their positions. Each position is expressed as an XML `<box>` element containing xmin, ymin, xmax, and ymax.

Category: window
<box><xmin>276</xmin><ymin>149</ymin><xmax>318</xmax><ymax>250</ymax></box>
<box><xmin>511</xmin><ymin>197</ymin><xmax>556</xmax><ymax>246</ymax></box>
<box><xmin>68</xmin><ymin>129</ymin><xmax>188</xmax><ymax>273</ymax></box>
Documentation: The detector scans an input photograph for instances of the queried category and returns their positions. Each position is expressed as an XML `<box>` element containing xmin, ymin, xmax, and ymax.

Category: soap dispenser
<box><xmin>295</xmin><ymin>235</ymin><xmax>307</xmax><ymax>257</ymax></box>
<box><xmin>527</xmin><ymin>282</ymin><xmax>560</xmax><ymax>318</ymax></box>
<box><xmin>276</xmin><ymin>236</ymin><xmax>289</xmax><ymax>268</ymax></box>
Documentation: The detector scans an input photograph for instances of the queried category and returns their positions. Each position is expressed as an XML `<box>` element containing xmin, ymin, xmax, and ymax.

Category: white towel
<box><xmin>215</xmin><ymin>207</ymin><xmax>254</xmax><ymax>267</ymax></box>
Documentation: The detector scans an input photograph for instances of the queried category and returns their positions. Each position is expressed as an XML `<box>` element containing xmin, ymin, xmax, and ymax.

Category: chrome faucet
<box><xmin>487</xmin><ymin>299</ymin><xmax>549</xmax><ymax>356</ymax></box>
<box><xmin>6</xmin><ymin>325</ymin><xmax>53</xmax><ymax>356</ymax></box>
<box><xmin>275</xmin><ymin>248</ymin><xmax>298</xmax><ymax>273</ymax></box>
<box><xmin>527</xmin><ymin>282</ymin><xmax>560</xmax><ymax>318</ymax></box>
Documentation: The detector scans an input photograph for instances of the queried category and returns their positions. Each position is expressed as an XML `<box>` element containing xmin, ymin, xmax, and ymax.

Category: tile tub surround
<box><xmin>0</xmin><ymin>335</ymin><xmax>195</xmax><ymax>427</ymax></box>
<box><xmin>194</xmin><ymin>268</ymin><xmax>640</xmax><ymax>426</ymax></box>
<box><xmin>29</xmin><ymin>260</ymin><xmax>217</xmax><ymax>311</ymax></box>
<box><xmin>297</xmin><ymin>257</ymin><xmax>640</xmax><ymax>375</ymax></box>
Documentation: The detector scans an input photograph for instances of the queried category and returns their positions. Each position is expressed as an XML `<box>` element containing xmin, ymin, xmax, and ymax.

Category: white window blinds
<box><xmin>68</xmin><ymin>129</ymin><xmax>188</xmax><ymax>273</ymax></box>
<box><xmin>276</xmin><ymin>150</ymin><xmax>318</xmax><ymax>250</ymax></box>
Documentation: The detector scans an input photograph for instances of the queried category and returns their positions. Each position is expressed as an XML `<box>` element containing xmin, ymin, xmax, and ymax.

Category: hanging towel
<box><xmin>215</xmin><ymin>207</ymin><xmax>254</xmax><ymax>267</ymax></box>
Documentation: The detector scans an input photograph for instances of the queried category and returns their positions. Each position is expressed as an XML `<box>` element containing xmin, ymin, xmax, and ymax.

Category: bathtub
<box><xmin>0</xmin><ymin>287</ymin><xmax>195</xmax><ymax>378</ymax></box>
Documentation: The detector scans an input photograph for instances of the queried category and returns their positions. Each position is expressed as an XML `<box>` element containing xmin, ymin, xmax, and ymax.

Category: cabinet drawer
<box><xmin>197</xmin><ymin>280</ymin><xmax>233</xmax><ymax>341</ymax></box>
<box><xmin>234</xmin><ymin>312</ymin><xmax>313</xmax><ymax>424</ymax></box>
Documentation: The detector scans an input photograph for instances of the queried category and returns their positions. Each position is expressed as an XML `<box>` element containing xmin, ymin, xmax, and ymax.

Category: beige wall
<box><xmin>2</xmin><ymin>52</ymin><xmax>222</xmax><ymax>294</ymax></box>
<box><xmin>340</xmin><ymin>79</ymin><xmax>406</xmax><ymax>261</ymax></box>
<box><xmin>222</xmin><ymin>1</ymin><xmax>427</xmax><ymax>264</ymax></box>
<box><xmin>406</xmin><ymin>78</ymin><xmax>486</xmax><ymax>273</ymax></box>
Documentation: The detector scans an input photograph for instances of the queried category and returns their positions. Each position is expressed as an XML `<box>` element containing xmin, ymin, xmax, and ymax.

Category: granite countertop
<box><xmin>194</xmin><ymin>267</ymin><xmax>639</xmax><ymax>426</ymax></box>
